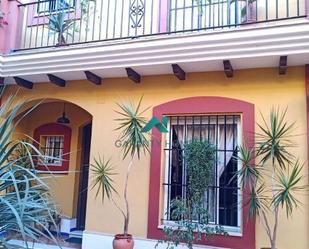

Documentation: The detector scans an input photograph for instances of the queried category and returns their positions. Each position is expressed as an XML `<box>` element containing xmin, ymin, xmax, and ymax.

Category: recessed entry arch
<box><xmin>15</xmin><ymin>97</ymin><xmax>94</xmax><ymax>232</ymax></box>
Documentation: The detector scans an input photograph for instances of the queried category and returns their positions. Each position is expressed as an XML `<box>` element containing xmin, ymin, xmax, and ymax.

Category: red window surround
<box><xmin>33</xmin><ymin>123</ymin><xmax>71</xmax><ymax>173</ymax></box>
<box><xmin>147</xmin><ymin>96</ymin><xmax>255</xmax><ymax>249</ymax></box>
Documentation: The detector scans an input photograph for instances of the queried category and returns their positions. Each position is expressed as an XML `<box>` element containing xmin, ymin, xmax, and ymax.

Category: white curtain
<box><xmin>218</xmin><ymin>124</ymin><xmax>236</xmax><ymax>177</ymax></box>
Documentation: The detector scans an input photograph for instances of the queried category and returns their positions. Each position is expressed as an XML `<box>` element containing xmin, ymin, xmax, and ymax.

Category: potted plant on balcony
<box><xmin>92</xmin><ymin>98</ymin><xmax>150</xmax><ymax>249</ymax></box>
<box><xmin>48</xmin><ymin>9</ymin><xmax>75</xmax><ymax>46</ymax></box>
<box><xmin>235</xmin><ymin>108</ymin><xmax>306</xmax><ymax>249</ymax></box>
<box><xmin>157</xmin><ymin>140</ymin><xmax>226</xmax><ymax>249</ymax></box>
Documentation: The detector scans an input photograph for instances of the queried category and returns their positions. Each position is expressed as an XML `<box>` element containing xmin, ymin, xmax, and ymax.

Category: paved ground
<box><xmin>9</xmin><ymin>238</ymin><xmax>81</xmax><ymax>249</ymax></box>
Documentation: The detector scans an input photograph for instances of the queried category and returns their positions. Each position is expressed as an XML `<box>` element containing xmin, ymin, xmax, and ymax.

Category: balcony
<box><xmin>15</xmin><ymin>0</ymin><xmax>306</xmax><ymax>50</ymax></box>
<box><xmin>1</xmin><ymin>0</ymin><xmax>309</xmax><ymax>85</ymax></box>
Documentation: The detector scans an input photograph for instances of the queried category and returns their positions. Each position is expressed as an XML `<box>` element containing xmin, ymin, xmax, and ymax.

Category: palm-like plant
<box><xmin>236</xmin><ymin>108</ymin><xmax>305</xmax><ymax>249</ymax></box>
<box><xmin>92</xmin><ymin>97</ymin><xmax>149</xmax><ymax>237</ymax></box>
<box><xmin>48</xmin><ymin>10</ymin><xmax>75</xmax><ymax>45</ymax></box>
<box><xmin>115</xmin><ymin>97</ymin><xmax>150</xmax><ymax>235</ymax></box>
<box><xmin>0</xmin><ymin>92</ymin><xmax>59</xmax><ymax>248</ymax></box>
<box><xmin>91</xmin><ymin>156</ymin><xmax>117</xmax><ymax>201</ymax></box>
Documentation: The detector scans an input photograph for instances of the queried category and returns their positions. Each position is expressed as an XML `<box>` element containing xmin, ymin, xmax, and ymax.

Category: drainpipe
<box><xmin>307</xmin><ymin>0</ymin><xmax>309</xmax><ymax>19</ymax></box>
<box><xmin>305</xmin><ymin>65</ymin><xmax>309</xmax><ymax>175</ymax></box>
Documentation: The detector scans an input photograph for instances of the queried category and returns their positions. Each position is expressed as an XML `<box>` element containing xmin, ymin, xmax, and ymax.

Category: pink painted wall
<box><xmin>159</xmin><ymin>0</ymin><xmax>168</xmax><ymax>33</ymax></box>
<box><xmin>0</xmin><ymin>0</ymin><xmax>24</xmax><ymax>54</ymax></box>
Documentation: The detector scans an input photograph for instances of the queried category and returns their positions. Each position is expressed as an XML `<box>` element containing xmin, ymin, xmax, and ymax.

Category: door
<box><xmin>76</xmin><ymin>123</ymin><xmax>92</xmax><ymax>230</ymax></box>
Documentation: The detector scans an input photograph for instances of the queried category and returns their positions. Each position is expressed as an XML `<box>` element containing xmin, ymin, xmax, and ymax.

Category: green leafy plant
<box><xmin>92</xmin><ymin>97</ymin><xmax>149</xmax><ymax>236</ymax></box>
<box><xmin>235</xmin><ymin>108</ymin><xmax>306</xmax><ymax>249</ymax></box>
<box><xmin>0</xmin><ymin>92</ymin><xmax>60</xmax><ymax>248</ymax></box>
<box><xmin>158</xmin><ymin>140</ymin><xmax>226</xmax><ymax>249</ymax></box>
<box><xmin>194</xmin><ymin>0</ymin><xmax>205</xmax><ymax>15</ymax></box>
<box><xmin>80</xmin><ymin>0</ymin><xmax>96</xmax><ymax>28</ymax></box>
<box><xmin>48</xmin><ymin>10</ymin><xmax>75</xmax><ymax>45</ymax></box>
<box><xmin>92</xmin><ymin>157</ymin><xmax>117</xmax><ymax>201</ymax></box>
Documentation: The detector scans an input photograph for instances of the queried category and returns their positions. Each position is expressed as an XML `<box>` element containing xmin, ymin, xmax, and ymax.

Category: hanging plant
<box><xmin>157</xmin><ymin>140</ymin><xmax>226</xmax><ymax>249</ymax></box>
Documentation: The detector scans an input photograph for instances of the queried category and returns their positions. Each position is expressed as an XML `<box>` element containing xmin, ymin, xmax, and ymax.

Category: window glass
<box><xmin>37</xmin><ymin>0</ymin><xmax>76</xmax><ymax>14</ymax></box>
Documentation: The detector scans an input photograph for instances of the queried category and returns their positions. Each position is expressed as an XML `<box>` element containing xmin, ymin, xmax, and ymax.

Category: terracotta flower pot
<box><xmin>113</xmin><ymin>234</ymin><xmax>134</xmax><ymax>249</ymax></box>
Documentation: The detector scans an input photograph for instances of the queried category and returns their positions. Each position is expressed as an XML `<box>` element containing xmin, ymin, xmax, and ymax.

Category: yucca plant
<box><xmin>48</xmin><ymin>8</ymin><xmax>75</xmax><ymax>45</ymax></box>
<box><xmin>235</xmin><ymin>108</ymin><xmax>305</xmax><ymax>249</ymax></box>
<box><xmin>0</xmin><ymin>92</ymin><xmax>60</xmax><ymax>248</ymax></box>
<box><xmin>92</xmin><ymin>97</ymin><xmax>149</xmax><ymax>240</ymax></box>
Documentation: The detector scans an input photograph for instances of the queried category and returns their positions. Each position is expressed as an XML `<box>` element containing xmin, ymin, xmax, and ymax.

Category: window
<box><xmin>37</xmin><ymin>0</ymin><xmax>76</xmax><ymax>14</ymax></box>
<box><xmin>168</xmin><ymin>0</ymin><xmax>242</xmax><ymax>32</ymax></box>
<box><xmin>147</xmin><ymin>97</ymin><xmax>255</xmax><ymax>249</ymax></box>
<box><xmin>26</xmin><ymin>0</ymin><xmax>80</xmax><ymax>27</ymax></box>
<box><xmin>33</xmin><ymin>123</ymin><xmax>71</xmax><ymax>173</ymax></box>
<box><xmin>40</xmin><ymin>135</ymin><xmax>64</xmax><ymax>165</ymax></box>
<box><xmin>163</xmin><ymin>115</ymin><xmax>241</xmax><ymax>230</ymax></box>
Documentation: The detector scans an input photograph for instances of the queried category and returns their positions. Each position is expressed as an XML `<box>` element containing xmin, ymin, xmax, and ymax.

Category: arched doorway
<box><xmin>15</xmin><ymin>99</ymin><xmax>93</xmax><ymax>239</ymax></box>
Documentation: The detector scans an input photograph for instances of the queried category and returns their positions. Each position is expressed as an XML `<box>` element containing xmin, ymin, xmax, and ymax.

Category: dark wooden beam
<box><xmin>126</xmin><ymin>67</ymin><xmax>141</xmax><ymax>84</ymax></box>
<box><xmin>13</xmin><ymin>77</ymin><xmax>33</xmax><ymax>89</ymax></box>
<box><xmin>279</xmin><ymin>56</ymin><xmax>288</xmax><ymax>75</ymax></box>
<box><xmin>84</xmin><ymin>71</ymin><xmax>102</xmax><ymax>85</ymax></box>
<box><xmin>172</xmin><ymin>64</ymin><xmax>186</xmax><ymax>80</ymax></box>
<box><xmin>223</xmin><ymin>60</ymin><xmax>233</xmax><ymax>78</ymax></box>
<box><xmin>47</xmin><ymin>74</ymin><xmax>66</xmax><ymax>87</ymax></box>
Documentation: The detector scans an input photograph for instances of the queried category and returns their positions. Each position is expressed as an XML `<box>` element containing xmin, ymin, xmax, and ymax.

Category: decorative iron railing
<box><xmin>17</xmin><ymin>0</ymin><xmax>306</xmax><ymax>50</ymax></box>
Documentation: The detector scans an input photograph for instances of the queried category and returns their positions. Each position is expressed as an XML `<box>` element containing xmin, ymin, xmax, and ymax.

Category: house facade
<box><xmin>0</xmin><ymin>1</ymin><xmax>309</xmax><ymax>249</ymax></box>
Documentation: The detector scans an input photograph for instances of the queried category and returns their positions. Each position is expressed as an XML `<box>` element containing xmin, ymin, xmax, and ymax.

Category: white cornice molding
<box><xmin>1</xmin><ymin>19</ymin><xmax>309</xmax><ymax>80</ymax></box>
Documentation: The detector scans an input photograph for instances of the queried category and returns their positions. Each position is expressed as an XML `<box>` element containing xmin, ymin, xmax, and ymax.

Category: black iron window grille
<box><xmin>40</xmin><ymin>135</ymin><xmax>64</xmax><ymax>165</ymax></box>
<box><xmin>163</xmin><ymin>115</ymin><xmax>241</xmax><ymax>229</ymax></box>
<box><xmin>37</xmin><ymin>0</ymin><xmax>76</xmax><ymax>14</ymax></box>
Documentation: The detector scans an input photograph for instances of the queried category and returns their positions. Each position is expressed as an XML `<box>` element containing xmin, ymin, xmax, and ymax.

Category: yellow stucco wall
<box><xmin>14</xmin><ymin>102</ymin><xmax>92</xmax><ymax>218</ymax></box>
<box><xmin>5</xmin><ymin>66</ymin><xmax>309</xmax><ymax>249</ymax></box>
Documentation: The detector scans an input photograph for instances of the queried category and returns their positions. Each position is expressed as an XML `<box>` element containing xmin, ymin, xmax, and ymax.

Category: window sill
<box><xmin>158</xmin><ymin>222</ymin><xmax>242</xmax><ymax>237</ymax></box>
<box><xmin>37</xmin><ymin>170</ymin><xmax>70</xmax><ymax>174</ymax></box>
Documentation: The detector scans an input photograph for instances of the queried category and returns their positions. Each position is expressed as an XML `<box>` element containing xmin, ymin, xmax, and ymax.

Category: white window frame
<box><xmin>36</xmin><ymin>0</ymin><xmax>76</xmax><ymax>15</ymax></box>
<box><xmin>40</xmin><ymin>135</ymin><xmax>64</xmax><ymax>166</ymax></box>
